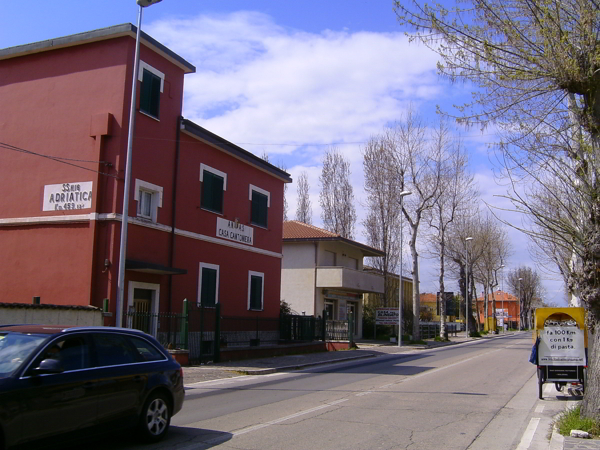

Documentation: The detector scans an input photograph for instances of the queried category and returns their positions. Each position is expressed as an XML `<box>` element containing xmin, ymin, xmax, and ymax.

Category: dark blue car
<box><xmin>0</xmin><ymin>325</ymin><xmax>184</xmax><ymax>449</ymax></box>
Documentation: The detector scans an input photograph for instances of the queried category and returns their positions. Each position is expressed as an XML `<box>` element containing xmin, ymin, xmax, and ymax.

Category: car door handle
<box><xmin>84</xmin><ymin>381</ymin><xmax>97</xmax><ymax>389</ymax></box>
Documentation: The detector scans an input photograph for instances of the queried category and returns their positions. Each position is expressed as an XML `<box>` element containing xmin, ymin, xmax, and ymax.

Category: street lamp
<box><xmin>398</xmin><ymin>190</ymin><xmax>412</xmax><ymax>347</ymax></box>
<box><xmin>465</xmin><ymin>237</ymin><xmax>473</xmax><ymax>338</ymax></box>
<box><xmin>116</xmin><ymin>0</ymin><xmax>163</xmax><ymax>328</ymax></box>
<box><xmin>500</xmin><ymin>264</ymin><xmax>505</xmax><ymax>333</ymax></box>
<box><xmin>518</xmin><ymin>277</ymin><xmax>523</xmax><ymax>330</ymax></box>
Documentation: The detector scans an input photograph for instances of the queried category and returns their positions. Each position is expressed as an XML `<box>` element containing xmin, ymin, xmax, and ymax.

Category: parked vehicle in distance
<box><xmin>0</xmin><ymin>325</ymin><xmax>184</xmax><ymax>449</ymax></box>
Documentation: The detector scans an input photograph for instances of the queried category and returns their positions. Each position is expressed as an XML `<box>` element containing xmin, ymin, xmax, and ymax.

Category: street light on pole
<box><xmin>116</xmin><ymin>0</ymin><xmax>163</xmax><ymax>329</ymax></box>
<box><xmin>398</xmin><ymin>190</ymin><xmax>412</xmax><ymax>347</ymax></box>
<box><xmin>465</xmin><ymin>237</ymin><xmax>473</xmax><ymax>338</ymax></box>
<box><xmin>518</xmin><ymin>277</ymin><xmax>523</xmax><ymax>330</ymax></box>
<box><xmin>500</xmin><ymin>264</ymin><xmax>505</xmax><ymax>333</ymax></box>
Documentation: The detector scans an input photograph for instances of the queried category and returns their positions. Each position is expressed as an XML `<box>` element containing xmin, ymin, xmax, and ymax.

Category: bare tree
<box><xmin>392</xmin><ymin>108</ymin><xmax>446</xmax><ymax>340</ymax></box>
<box><xmin>320</xmin><ymin>147</ymin><xmax>356</xmax><ymax>239</ymax></box>
<box><xmin>427</xmin><ymin>126</ymin><xmax>477</xmax><ymax>338</ymax></box>
<box><xmin>363</xmin><ymin>133</ymin><xmax>402</xmax><ymax>307</ymax></box>
<box><xmin>396</xmin><ymin>0</ymin><xmax>600</xmax><ymax>417</ymax></box>
<box><xmin>295</xmin><ymin>171</ymin><xmax>312</xmax><ymax>224</ymax></box>
<box><xmin>472</xmin><ymin>215</ymin><xmax>511</xmax><ymax>331</ymax></box>
<box><xmin>508</xmin><ymin>266</ymin><xmax>544</xmax><ymax>330</ymax></box>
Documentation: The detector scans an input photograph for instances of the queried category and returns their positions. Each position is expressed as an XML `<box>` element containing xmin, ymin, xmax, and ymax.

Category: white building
<box><xmin>281</xmin><ymin>221</ymin><xmax>385</xmax><ymax>338</ymax></box>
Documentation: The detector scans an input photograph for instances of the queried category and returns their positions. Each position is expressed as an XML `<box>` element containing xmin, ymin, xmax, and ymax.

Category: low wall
<box><xmin>0</xmin><ymin>302</ymin><xmax>103</xmax><ymax>326</ymax></box>
<box><xmin>218</xmin><ymin>341</ymin><xmax>350</xmax><ymax>363</ymax></box>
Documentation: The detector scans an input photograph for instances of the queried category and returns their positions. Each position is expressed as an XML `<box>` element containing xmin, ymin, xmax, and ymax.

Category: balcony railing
<box><xmin>316</xmin><ymin>266</ymin><xmax>384</xmax><ymax>293</ymax></box>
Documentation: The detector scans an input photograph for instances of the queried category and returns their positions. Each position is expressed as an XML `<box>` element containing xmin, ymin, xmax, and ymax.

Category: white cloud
<box><xmin>148</xmin><ymin>11</ymin><xmax>566</xmax><ymax>305</ymax></box>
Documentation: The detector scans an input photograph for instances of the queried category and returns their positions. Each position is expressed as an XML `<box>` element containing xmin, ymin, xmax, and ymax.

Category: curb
<box><xmin>549</xmin><ymin>425</ymin><xmax>564</xmax><ymax>450</ymax></box>
<box><xmin>235</xmin><ymin>353</ymin><xmax>376</xmax><ymax>375</ymax></box>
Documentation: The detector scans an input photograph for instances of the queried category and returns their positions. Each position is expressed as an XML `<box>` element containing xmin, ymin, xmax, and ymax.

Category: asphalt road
<box><xmin>166</xmin><ymin>333</ymin><xmax>538</xmax><ymax>449</ymax></box>
<box><xmin>59</xmin><ymin>333</ymin><xmax>564</xmax><ymax>450</ymax></box>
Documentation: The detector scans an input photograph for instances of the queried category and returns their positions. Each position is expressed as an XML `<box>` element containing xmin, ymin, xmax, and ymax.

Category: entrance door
<box><xmin>325</xmin><ymin>302</ymin><xmax>334</xmax><ymax>320</ymax></box>
<box><xmin>132</xmin><ymin>288</ymin><xmax>153</xmax><ymax>333</ymax></box>
<box><xmin>347</xmin><ymin>302</ymin><xmax>358</xmax><ymax>335</ymax></box>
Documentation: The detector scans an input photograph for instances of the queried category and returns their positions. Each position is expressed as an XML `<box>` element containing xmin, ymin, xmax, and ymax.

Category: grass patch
<box><xmin>556</xmin><ymin>405</ymin><xmax>600</xmax><ymax>437</ymax></box>
<box><xmin>469</xmin><ymin>330</ymin><xmax>482</xmax><ymax>337</ymax></box>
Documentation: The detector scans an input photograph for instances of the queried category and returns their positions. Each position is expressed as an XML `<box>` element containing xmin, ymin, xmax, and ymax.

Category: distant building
<box><xmin>281</xmin><ymin>221</ymin><xmax>384</xmax><ymax>338</ymax></box>
<box><xmin>476</xmin><ymin>291</ymin><xmax>521</xmax><ymax>330</ymax></box>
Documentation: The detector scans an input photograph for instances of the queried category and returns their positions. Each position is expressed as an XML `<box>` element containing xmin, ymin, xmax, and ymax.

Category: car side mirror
<box><xmin>32</xmin><ymin>358</ymin><xmax>64</xmax><ymax>375</ymax></box>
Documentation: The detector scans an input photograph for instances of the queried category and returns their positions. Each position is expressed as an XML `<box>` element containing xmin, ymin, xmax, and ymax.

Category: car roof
<box><xmin>0</xmin><ymin>325</ymin><xmax>149</xmax><ymax>336</ymax></box>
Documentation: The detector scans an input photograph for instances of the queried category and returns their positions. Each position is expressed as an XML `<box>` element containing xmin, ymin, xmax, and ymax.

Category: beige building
<box><xmin>281</xmin><ymin>221</ymin><xmax>385</xmax><ymax>338</ymax></box>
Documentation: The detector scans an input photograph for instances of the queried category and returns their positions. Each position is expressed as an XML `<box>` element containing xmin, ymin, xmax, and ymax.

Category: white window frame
<box><xmin>248</xmin><ymin>184</ymin><xmax>270</xmax><ymax>206</ymax></box>
<box><xmin>200</xmin><ymin>164</ymin><xmax>228</xmax><ymax>191</ymax></box>
<box><xmin>138</xmin><ymin>61</ymin><xmax>165</xmax><ymax>93</ymax></box>
<box><xmin>247</xmin><ymin>271</ymin><xmax>264</xmax><ymax>311</ymax></box>
<box><xmin>127</xmin><ymin>281</ymin><xmax>160</xmax><ymax>337</ymax></box>
<box><xmin>134</xmin><ymin>179</ymin><xmax>163</xmax><ymax>222</ymax></box>
<box><xmin>198</xmin><ymin>262</ymin><xmax>220</xmax><ymax>307</ymax></box>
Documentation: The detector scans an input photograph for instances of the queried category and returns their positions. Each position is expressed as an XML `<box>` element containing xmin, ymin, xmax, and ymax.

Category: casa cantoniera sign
<box><xmin>43</xmin><ymin>182</ymin><xmax>93</xmax><ymax>211</ymax></box>
<box><xmin>538</xmin><ymin>326</ymin><xmax>585</xmax><ymax>365</ymax></box>
<box><xmin>376</xmin><ymin>308</ymin><xmax>399</xmax><ymax>325</ymax></box>
<box><xmin>216</xmin><ymin>217</ymin><xmax>254</xmax><ymax>246</ymax></box>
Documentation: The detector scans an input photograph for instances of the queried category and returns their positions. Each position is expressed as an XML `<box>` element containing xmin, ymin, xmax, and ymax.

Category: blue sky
<box><xmin>1</xmin><ymin>1</ymin><xmax>567</xmax><ymax>305</ymax></box>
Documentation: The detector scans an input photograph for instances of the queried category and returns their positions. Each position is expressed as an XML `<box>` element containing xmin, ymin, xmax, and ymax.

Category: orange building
<box><xmin>476</xmin><ymin>290</ymin><xmax>521</xmax><ymax>330</ymax></box>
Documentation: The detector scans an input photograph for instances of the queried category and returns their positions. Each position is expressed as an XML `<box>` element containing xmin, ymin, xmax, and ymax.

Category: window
<box><xmin>323</xmin><ymin>250</ymin><xmax>336</xmax><ymax>266</ymax></box>
<box><xmin>248</xmin><ymin>271</ymin><xmax>264</xmax><ymax>311</ymax></box>
<box><xmin>138</xmin><ymin>61</ymin><xmax>164</xmax><ymax>119</ymax></box>
<box><xmin>199</xmin><ymin>263</ymin><xmax>219</xmax><ymax>307</ymax></box>
<box><xmin>200</xmin><ymin>164</ymin><xmax>227</xmax><ymax>214</ymax></box>
<box><xmin>34</xmin><ymin>337</ymin><xmax>91</xmax><ymax>372</ymax></box>
<box><xmin>127</xmin><ymin>336</ymin><xmax>166</xmax><ymax>362</ymax></box>
<box><xmin>134</xmin><ymin>180</ymin><xmax>163</xmax><ymax>222</ymax></box>
<box><xmin>93</xmin><ymin>333</ymin><xmax>138</xmax><ymax>367</ymax></box>
<box><xmin>249</xmin><ymin>185</ymin><xmax>270</xmax><ymax>228</ymax></box>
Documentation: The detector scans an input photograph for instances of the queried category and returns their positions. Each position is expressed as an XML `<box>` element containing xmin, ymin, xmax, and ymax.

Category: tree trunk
<box><xmin>410</xmin><ymin>227</ymin><xmax>420</xmax><ymax>340</ymax></box>
<box><xmin>439</xmin><ymin>241</ymin><xmax>446</xmax><ymax>339</ymax></box>
<box><xmin>581</xmin><ymin>310</ymin><xmax>599</xmax><ymax>419</ymax></box>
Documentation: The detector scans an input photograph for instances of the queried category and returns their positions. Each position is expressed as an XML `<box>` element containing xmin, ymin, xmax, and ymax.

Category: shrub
<box><xmin>556</xmin><ymin>405</ymin><xmax>600</xmax><ymax>437</ymax></box>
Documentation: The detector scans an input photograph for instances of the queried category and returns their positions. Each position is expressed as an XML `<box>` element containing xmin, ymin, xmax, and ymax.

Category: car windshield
<box><xmin>0</xmin><ymin>332</ymin><xmax>48</xmax><ymax>377</ymax></box>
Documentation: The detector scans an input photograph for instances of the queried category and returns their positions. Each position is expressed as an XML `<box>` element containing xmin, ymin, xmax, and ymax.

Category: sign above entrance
<box><xmin>43</xmin><ymin>181</ymin><xmax>93</xmax><ymax>211</ymax></box>
<box><xmin>216</xmin><ymin>217</ymin><xmax>253</xmax><ymax>246</ymax></box>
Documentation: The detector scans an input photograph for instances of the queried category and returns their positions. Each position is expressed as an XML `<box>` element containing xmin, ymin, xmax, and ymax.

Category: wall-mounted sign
<box><xmin>216</xmin><ymin>217</ymin><xmax>253</xmax><ymax>246</ymax></box>
<box><xmin>43</xmin><ymin>182</ymin><xmax>93</xmax><ymax>211</ymax></box>
<box><xmin>375</xmin><ymin>308</ymin><xmax>399</xmax><ymax>325</ymax></box>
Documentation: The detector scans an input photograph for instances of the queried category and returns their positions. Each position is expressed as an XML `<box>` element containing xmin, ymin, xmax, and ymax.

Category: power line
<box><xmin>0</xmin><ymin>141</ymin><xmax>119</xmax><ymax>179</ymax></box>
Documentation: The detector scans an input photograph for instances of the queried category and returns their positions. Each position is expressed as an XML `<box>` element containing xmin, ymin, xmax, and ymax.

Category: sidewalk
<box><xmin>183</xmin><ymin>332</ymin><xmax>472</xmax><ymax>384</ymax></box>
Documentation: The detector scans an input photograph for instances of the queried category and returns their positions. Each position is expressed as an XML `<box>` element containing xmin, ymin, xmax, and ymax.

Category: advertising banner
<box><xmin>538</xmin><ymin>326</ymin><xmax>585</xmax><ymax>366</ymax></box>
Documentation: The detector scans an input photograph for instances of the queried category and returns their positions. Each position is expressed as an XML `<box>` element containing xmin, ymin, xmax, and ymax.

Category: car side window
<box><xmin>34</xmin><ymin>336</ymin><xmax>91</xmax><ymax>372</ymax></box>
<box><xmin>127</xmin><ymin>336</ymin><xmax>166</xmax><ymax>362</ymax></box>
<box><xmin>93</xmin><ymin>333</ymin><xmax>138</xmax><ymax>367</ymax></box>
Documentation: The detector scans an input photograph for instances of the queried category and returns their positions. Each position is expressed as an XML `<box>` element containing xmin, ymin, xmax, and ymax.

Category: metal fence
<box><xmin>125</xmin><ymin>303</ymin><xmax>355</xmax><ymax>364</ymax></box>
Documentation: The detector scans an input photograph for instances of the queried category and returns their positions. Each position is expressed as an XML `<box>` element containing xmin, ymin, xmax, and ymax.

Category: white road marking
<box><xmin>356</xmin><ymin>391</ymin><xmax>373</xmax><ymax>397</ymax></box>
<box><xmin>535</xmin><ymin>405</ymin><xmax>545</xmax><ymax>413</ymax></box>
<box><xmin>515</xmin><ymin>418</ymin><xmax>540</xmax><ymax>450</ymax></box>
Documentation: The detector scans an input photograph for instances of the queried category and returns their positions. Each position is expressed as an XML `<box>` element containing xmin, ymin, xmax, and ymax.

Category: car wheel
<box><xmin>139</xmin><ymin>392</ymin><xmax>171</xmax><ymax>443</ymax></box>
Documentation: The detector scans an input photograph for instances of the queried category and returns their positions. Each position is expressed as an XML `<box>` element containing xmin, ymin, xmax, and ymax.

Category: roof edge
<box><xmin>283</xmin><ymin>236</ymin><xmax>385</xmax><ymax>257</ymax></box>
<box><xmin>0</xmin><ymin>23</ymin><xmax>196</xmax><ymax>74</ymax></box>
<box><xmin>181</xmin><ymin>118</ymin><xmax>292</xmax><ymax>183</ymax></box>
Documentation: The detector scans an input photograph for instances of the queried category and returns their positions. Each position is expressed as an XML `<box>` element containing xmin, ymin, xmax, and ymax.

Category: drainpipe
<box><xmin>167</xmin><ymin>116</ymin><xmax>183</xmax><ymax>315</ymax></box>
<box><xmin>314</xmin><ymin>242</ymin><xmax>318</xmax><ymax>317</ymax></box>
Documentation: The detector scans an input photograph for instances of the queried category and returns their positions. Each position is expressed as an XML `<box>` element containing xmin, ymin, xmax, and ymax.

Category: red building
<box><xmin>476</xmin><ymin>290</ymin><xmax>521</xmax><ymax>330</ymax></box>
<box><xmin>0</xmin><ymin>24</ymin><xmax>291</xmax><ymax>327</ymax></box>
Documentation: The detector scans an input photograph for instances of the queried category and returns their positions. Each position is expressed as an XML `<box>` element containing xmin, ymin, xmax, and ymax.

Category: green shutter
<box><xmin>251</xmin><ymin>191</ymin><xmax>268</xmax><ymax>227</ymax></box>
<box><xmin>202</xmin><ymin>171</ymin><xmax>224</xmax><ymax>213</ymax></box>
<box><xmin>140</xmin><ymin>69</ymin><xmax>161</xmax><ymax>118</ymax></box>
<box><xmin>250</xmin><ymin>275</ymin><xmax>263</xmax><ymax>310</ymax></box>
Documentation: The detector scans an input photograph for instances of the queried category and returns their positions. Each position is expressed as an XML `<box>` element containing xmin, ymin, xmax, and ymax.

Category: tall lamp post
<box><xmin>116</xmin><ymin>0</ymin><xmax>163</xmax><ymax>329</ymax></box>
<box><xmin>465</xmin><ymin>237</ymin><xmax>473</xmax><ymax>338</ymax></box>
<box><xmin>398</xmin><ymin>190</ymin><xmax>412</xmax><ymax>347</ymax></box>
<box><xmin>518</xmin><ymin>277</ymin><xmax>523</xmax><ymax>330</ymax></box>
<box><xmin>500</xmin><ymin>264</ymin><xmax>505</xmax><ymax>333</ymax></box>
